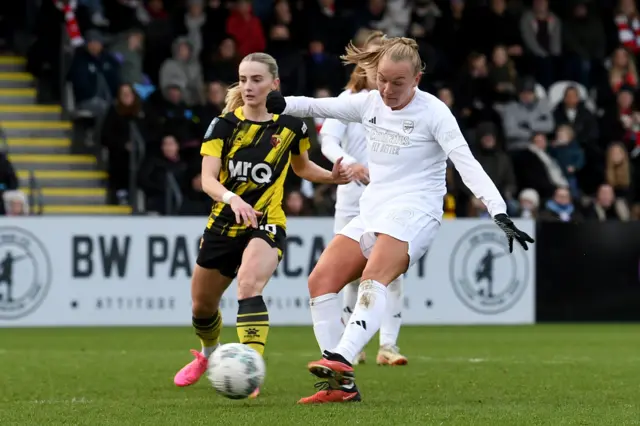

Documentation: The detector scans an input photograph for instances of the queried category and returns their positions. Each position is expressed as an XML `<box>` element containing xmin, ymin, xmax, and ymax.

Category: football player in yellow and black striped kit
<box><xmin>173</xmin><ymin>52</ymin><xmax>353</xmax><ymax>397</ymax></box>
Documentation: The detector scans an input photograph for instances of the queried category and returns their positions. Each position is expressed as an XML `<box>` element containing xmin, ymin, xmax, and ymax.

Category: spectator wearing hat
<box><xmin>159</xmin><ymin>36</ymin><xmax>205</xmax><ymax>106</ymax></box>
<box><xmin>111</xmin><ymin>28</ymin><xmax>156</xmax><ymax>99</ymax></box>
<box><xmin>67</xmin><ymin>29</ymin><xmax>120</xmax><ymax>118</ymax></box>
<box><xmin>2</xmin><ymin>190</ymin><xmax>29</xmax><ymax>216</ymax></box>
<box><xmin>517</xmin><ymin>188</ymin><xmax>540</xmax><ymax>218</ymax></box>
<box><xmin>501</xmin><ymin>76</ymin><xmax>555</xmax><ymax>150</ymax></box>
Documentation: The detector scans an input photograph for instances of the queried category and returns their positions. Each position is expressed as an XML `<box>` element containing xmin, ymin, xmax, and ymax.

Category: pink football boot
<box><xmin>174</xmin><ymin>350</ymin><xmax>208</xmax><ymax>387</ymax></box>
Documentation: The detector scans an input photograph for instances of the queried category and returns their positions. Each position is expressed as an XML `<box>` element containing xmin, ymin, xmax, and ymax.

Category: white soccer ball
<box><xmin>207</xmin><ymin>343</ymin><xmax>265</xmax><ymax>399</ymax></box>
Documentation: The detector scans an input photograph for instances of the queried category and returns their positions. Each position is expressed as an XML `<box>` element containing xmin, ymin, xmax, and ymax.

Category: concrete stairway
<box><xmin>0</xmin><ymin>56</ymin><xmax>131</xmax><ymax>215</ymax></box>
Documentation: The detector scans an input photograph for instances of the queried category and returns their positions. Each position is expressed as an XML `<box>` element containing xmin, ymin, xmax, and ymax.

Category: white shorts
<box><xmin>334</xmin><ymin>213</ymin><xmax>358</xmax><ymax>234</ymax></box>
<box><xmin>338</xmin><ymin>207</ymin><xmax>440</xmax><ymax>267</ymax></box>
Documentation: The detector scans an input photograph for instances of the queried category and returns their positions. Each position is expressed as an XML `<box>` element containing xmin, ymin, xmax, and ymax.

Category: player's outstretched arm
<box><xmin>431</xmin><ymin>103</ymin><xmax>534</xmax><ymax>252</ymax></box>
<box><xmin>266</xmin><ymin>91</ymin><xmax>366</xmax><ymax>123</ymax></box>
<box><xmin>290</xmin><ymin>151</ymin><xmax>353</xmax><ymax>185</ymax></box>
<box><xmin>448</xmin><ymin>145</ymin><xmax>534</xmax><ymax>252</ymax></box>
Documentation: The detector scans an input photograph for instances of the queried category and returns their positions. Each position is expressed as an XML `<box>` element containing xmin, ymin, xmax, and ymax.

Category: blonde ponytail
<box><xmin>222</xmin><ymin>83</ymin><xmax>243</xmax><ymax>114</ymax></box>
<box><xmin>341</xmin><ymin>36</ymin><xmax>424</xmax><ymax>77</ymax></box>
<box><xmin>345</xmin><ymin>30</ymin><xmax>385</xmax><ymax>92</ymax></box>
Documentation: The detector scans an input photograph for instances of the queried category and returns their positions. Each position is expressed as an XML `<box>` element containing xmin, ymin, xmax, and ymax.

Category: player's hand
<box><xmin>494</xmin><ymin>213</ymin><xmax>535</xmax><ymax>253</ymax></box>
<box><xmin>331</xmin><ymin>157</ymin><xmax>353</xmax><ymax>185</ymax></box>
<box><xmin>349</xmin><ymin>163</ymin><xmax>370</xmax><ymax>185</ymax></box>
<box><xmin>229</xmin><ymin>196</ymin><xmax>263</xmax><ymax>228</ymax></box>
<box><xmin>266</xmin><ymin>91</ymin><xmax>286</xmax><ymax>114</ymax></box>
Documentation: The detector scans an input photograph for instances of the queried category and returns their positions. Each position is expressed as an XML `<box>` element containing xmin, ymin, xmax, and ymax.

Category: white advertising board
<box><xmin>0</xmin><ymin>217</ymin><xmax>535</xmax><ymax>327</ymax></box>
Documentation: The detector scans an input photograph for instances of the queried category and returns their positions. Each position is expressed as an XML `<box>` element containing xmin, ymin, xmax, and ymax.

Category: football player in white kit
<box><xmin>266</xmin><ymin>37</ymin><xmax>534</xmax><ymax>404</ymax></box>
<box><xmin>320</xmin><ymin>30</ymin><xmax>408</xmax><ymax>367</ymax></box>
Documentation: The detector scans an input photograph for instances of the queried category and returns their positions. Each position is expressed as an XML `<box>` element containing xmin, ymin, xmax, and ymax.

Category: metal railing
<box><xmin>129</xmin><ymin>121</ymin><xmax>146</xmax><ymax>214</ymax></box>
<box><xmin>27</xmin><ymin>170</ymin><xmax>43</xmax><ymax>215</ymax></box>
<box><xmin>59</xmin><ymin>25</ymin><xmax>74</xmax><ymax>120</ymax></box>
<box><xmin>165</xmin><ymin>171</ymin><xmax>184</xmax><ymax>215</ymax></box>
<box><xmin>0</xmin><ymin>125</ymin><xmax>43</xmax><ymax>215</ymax></box>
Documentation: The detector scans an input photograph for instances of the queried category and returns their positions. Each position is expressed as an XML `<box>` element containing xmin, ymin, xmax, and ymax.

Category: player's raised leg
<box><xmin>341</xmin><ymin>280</ymin><xmax>366</xmax><ymax>364</ymax></box>
<box><xmin>235</xmin><ymin>236</ymin><xmax>280</xmax><ymax>398</ymax></box>
<box><xmin>174</xmin><ymin>265</ymin><xmax>232</xmax><ymax>387</ymax></box>
<box><xmin>301</xmin><ymin>233</ymin><xmax>418</xmax><ymax>404</ymax></box>
<box><xmin>377</xmin><ymin>275</ymin><xmax>408</xmax><ymax>366</ymax></box>
<box><xmin>298</xmin><ymin>234</ymin><xmax>366</xmax><ymax>404</ymax></box>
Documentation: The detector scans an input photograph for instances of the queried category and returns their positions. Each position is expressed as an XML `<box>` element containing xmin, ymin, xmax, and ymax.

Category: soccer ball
<box><xmin>207</xmin><ymin>343</ymin><xmax>265</xmax><ymax>399</ymax></box>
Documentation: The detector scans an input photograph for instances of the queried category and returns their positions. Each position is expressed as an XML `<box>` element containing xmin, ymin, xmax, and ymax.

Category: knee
<box><xmin>308</xmin><ymin>267</ymin><xmax>337</xmax><ymax>298</ymax></box>
<box><xmin>237</xmin><ymin>272</ymin><xmax>264</xmax><ymax>300</ymax></box>
<box><xmin>361</xmin><ymin>264</ymin><xmax>405</xmax><ymax>285</ymax></box>
<box><xmin>192</xmin><ymin>299</ymin><xmax>218</xmax><ymax>318</ymax></box>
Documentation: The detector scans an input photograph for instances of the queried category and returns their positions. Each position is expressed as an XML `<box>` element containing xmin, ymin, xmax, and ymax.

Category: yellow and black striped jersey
<box><xmin>200</xmin><ymin>107</ymin><xmax>310</xmax><ymax>237</ymax></box>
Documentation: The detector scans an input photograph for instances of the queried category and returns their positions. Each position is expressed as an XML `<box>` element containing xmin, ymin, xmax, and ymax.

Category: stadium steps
<box><xmin>0</xmin><ymin>55</ymin><xmax>132</xmax><ymax>215</ymax></box>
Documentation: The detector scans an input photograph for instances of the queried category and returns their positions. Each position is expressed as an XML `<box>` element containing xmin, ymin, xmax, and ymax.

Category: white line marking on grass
<box><xmin>31</xmin><ymin>397</ymin><xmax>91</xmax><ymax>405</ymax></box>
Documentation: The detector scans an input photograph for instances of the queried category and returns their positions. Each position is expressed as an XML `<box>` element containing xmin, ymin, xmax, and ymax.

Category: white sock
<box><xmin>341</xmin><ymin>280</ymin><xmax>359</xmax><ymax>326</ymax></box>
<box><xmin>380</xmin><ymin>275</ymin><xmax>403</xmax><ymax>347</ymax></box>
<box><xmin>310</xmin><ymin>293</ymin><xmax>343</xmax><ymax>354</ymax></box>
<box><xmin>202</xmin><ymin>343</ymin><xmax>219</xmax><ymax>358</ymax></box>
<box><xmin>333</xmin><ymin>280</ymin><xmax>387</xmax><ymax>363</ymax></box>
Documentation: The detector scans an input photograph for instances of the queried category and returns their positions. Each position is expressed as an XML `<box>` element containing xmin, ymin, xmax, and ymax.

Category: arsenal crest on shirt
<box><xmin>270</xmin><ymin>134</ymin><xmax>282</xmax><ymax>148</ymax></box>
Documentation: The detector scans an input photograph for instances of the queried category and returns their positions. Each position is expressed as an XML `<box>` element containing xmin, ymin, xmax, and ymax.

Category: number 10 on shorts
<box><xmin>259</xmin><ymin>224</ymin><xmax>277</xmax><ymax>235</ymax></box>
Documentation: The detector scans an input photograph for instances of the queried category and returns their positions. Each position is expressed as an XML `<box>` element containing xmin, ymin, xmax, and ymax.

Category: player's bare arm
<box><xmin>201</xmin><ymin>156</ymin><xmax>262</xmax><ymax>228</ymax></box>
<box><xmin>290</xmin><ymin>151</ymin><xmax>353</xmax><ymax>185</ymax></box>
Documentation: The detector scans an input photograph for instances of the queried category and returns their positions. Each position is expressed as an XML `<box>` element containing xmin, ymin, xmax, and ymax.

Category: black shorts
<box><xmin>196</xmin><ymin>226</ymin><xmax>286</xmax><ymax>278</ymax></box>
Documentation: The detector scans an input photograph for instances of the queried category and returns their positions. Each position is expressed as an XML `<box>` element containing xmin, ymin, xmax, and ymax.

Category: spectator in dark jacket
<box><xmin>584</xmin><ymin>184</ymin><xmax>630</xmax><ymax>221</ymax></box>
<box><xmin>305</xmin><ymin>39</ymin><xmax>343</xmax><ymax>95</ymax></box>
<box><xmin>145</xmin><ymin>84</ymin><xmax>199</xmax><ymax>159</ymax></box>
<box><xmin>455</xmin><ymin>122</ymin><xmax>517</xmax><ymax>215</ymax></box>
<box><xmin>67</xmin><ymin>30</ymin><xmax>120</xmax><ymax>118</ymax></box>
<box><xmin>203</xmin><ymin>38</ymin><xmax>239</xmax><ymax>86</ymax></box>
<box><xmin>194</xmin><ymin>81</ymin><xmax>225</xmax><ymax>137</ymax></box>
<box><xmin>179</xmin><ymin>161</ymin><xmax>210</xmax><ymax>216</ymax></box>
<box><xmin>100</xmin><ymin>83</ymin><xmax>148</xmax><ymax>205</ymax></box>
<box><xmin>519</xmin><ymin>0</ymin><xmax>562</xmax><ymax>88</ymax></box>
<box><xmin>138</xmin><ymin>135</ymin><xmax>187</xmax><ymax>214</ymax></box>
<box><xmin>474</xmin><ymin>0</ymin><xmax>523</xmax><ymax>60</ymax></box>
<box><xmin>562</xmin><ymin>0</ymin><xmax>606</xmax><ymax>87</ymax></box>
<box><xmin>548</xmin><ymin>125</ymin><xmax>585</xmax><ymax>198</ymax></box>
<box><xmin>512</xmin><ymin>133</ymin><xmax>568</xmax><ymax>200</ymax></box>
<box><xmin>553</xmin><ymin>86</ymin><xmax>599</xmax><ymax>146</ymax></box>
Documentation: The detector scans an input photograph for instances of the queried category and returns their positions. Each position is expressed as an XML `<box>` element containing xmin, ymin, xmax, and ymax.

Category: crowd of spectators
<box><xmin>16</xmin><ymin>0</ymin><xmax>640</xmax><ymax>221</ymax></box>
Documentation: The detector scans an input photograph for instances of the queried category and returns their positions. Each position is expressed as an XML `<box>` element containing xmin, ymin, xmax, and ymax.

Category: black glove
<box><xmin>494</xmin><ymin>213</ymin><xmax>535</xmax><ymax>253</ymax></box>
<box><xmin>266</xmin><ymin>91</ymin><xmax>286</xmax><ymax>114</ymax></box>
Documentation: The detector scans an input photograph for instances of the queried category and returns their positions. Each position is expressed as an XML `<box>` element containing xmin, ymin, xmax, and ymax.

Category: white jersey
<box><xmin>319</xmin><ymin>89</ymin><xmax>369</xmax><ymax>216</ymax></box>
<box><xmin>284</xmin><ymin>89</ymin><xmax>507</xmax><ymax>224</ymax></box>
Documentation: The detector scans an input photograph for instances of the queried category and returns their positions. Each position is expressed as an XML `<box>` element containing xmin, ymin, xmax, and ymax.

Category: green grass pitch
<box><xmin>0</xmin><ymin>325</ymin><xmax>638</xmax><ymax>425</ymax></box>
